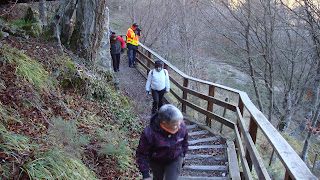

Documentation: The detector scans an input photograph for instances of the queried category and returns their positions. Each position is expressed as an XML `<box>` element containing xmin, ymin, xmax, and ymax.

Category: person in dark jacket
<box><xmin>136</xmin><ymin>104</ymin><xmax>188</xmax><ymax>180</ymax></box>
<box><xmin>110</xmin><ymin>32</ymin><xmax>125</xmax><ymax>72</ymax></box>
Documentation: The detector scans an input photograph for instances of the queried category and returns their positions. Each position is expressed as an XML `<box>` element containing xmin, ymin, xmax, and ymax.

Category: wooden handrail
<box><xmin>128</xmin><ymin>39</ymin><xmax>317</xmax><ymax>179</ymax></box>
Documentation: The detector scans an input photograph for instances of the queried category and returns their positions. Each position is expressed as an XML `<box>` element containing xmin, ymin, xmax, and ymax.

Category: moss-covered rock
<box><xmin>21</xmin><ymin>23</ymin><xmax>41</xmax><ymax>38</ymax></box>
<box><xmin>24</xmin><ymin>7</ymin><xmax>38</xmax><ymax>23</ymax></box>
<box><xmin>42</xmin><ymin>23</ymin><xmax>58</xmax><ymax>41</ymax></box>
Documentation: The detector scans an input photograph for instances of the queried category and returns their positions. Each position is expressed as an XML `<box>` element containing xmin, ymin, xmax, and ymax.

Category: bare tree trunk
<box><xmin>245</xmin><ymin>0</ymin><xmax>264</xmax><ymax>113</ymax></box>
<box><xmin>70</xmin><ymin>0</ymin><xmax>107</xmax><ymax>66</ymax></box>
<box><xmin>131</xmin><ymin>0</ymin><xmax>135</xmax><ymax>23</ymax></box>
<box><xmin>301</xmin><ymin>0</ymin><xmax>320</xmax><ymax>162</ymax></box>
<box><xmin>302</xmin><ymin>100</ymin><xmax>320</xmax><ymax>161</ymax></box>
<box><xmin>39</xmin><ymin>0</ymin><xmax>47</xmax><ymax>26</ymax></box>
<box><xmin>279</xmin><ymin>92</ymin><xmax>293</xmax><ymax>132</ymax></box>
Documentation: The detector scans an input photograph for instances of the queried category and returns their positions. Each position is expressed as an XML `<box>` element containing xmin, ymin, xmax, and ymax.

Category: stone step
<box><xmin>188</xmin><ymin>130</ymin><xmax>208</xmax><ymax>136</ymax></box>
<box><xmin>188</xmin><ymin>145</ymin><xmax>227</xmax><ymax>150</ymax></box>
<box><xmin>184</xmin><ymin>165</ymin><xmax>228</xmax><ymax>171</ymax></box>
<box><xmin>152</xmin><ymin>174</ymin><xmax>228</xmax><ymax>180</ymax></box>
<box><xmin>186</xmin><ymin>124</ymin><xmax>198</xmax><ymax>130</ymax></box>
<box><xmin>185</xmin><ymin>154</ymin><xmax>227</xmax><ymax>161</ymax></box>
<box><xmin>178</xmin><ymin>176</ymin><xmax>228</xmax><ymax>180</ymax></box>
<box><xmin>188</xmin><ymin>137</ymin><xmax>220</xmax><ymax>145</ymax></box>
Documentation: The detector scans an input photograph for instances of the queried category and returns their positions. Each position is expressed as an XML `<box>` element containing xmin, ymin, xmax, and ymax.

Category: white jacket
<box><xmin>145</xmin><ymin>69</ymin><xmax>170</xmax><ymax>92</ymax></box>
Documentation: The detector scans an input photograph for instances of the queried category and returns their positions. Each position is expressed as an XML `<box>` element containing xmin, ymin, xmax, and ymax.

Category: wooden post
<box><xmin>182</xmin><ymin>78</ymin><xmax>189</xmax><ymax>113</ymax></box>
<box><xmin>206</xmin><ymin>85</ymin><xmax>215</xmax><ymax>127</ymax></box>
<box><xmin>237</xmin><ymin>97</ymin><xmax>244</xmax><ymax>136</ymax></box>
<box><xmin>245</xmin><ymin>116</ymin><xmax>258</xmax><ymax>171</ymax></box>
<box><xmin>220</xmin><ymin>98</ymin><xmax>229</xmax><ymax>133</ymax></box>
<box><xmin>284</xmin><ymin>170</ymin><xmax>293</xmax><ymax>180</ymax></box>
<box><xmin>147</xmin><ymin>51</ymin><xmax>151</xmax><ymax>74</ymax></box>
<box><xmin>268</xmin><ymin>149</ymin><xmax>275</xmax><ymax>166</ymax></box>
<box><xmin>164</xmin><ymin>63</ymin><xmax>168</xmax><ymax>70</ymax></box>
<box><xmin>238</xmin><ymin>98</ymin><xmax>244</xmax><ymax>116</ymax></box>
<box><xmin>148</xmin><ymin>51</ymin><xmax>151</xmax><ymax>58</ymax></box>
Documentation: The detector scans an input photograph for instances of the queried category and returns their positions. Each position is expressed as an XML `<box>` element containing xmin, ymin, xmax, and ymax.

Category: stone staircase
<box><xmin>179</xmin><ymin>121</ymin><xmax>230</xmax><ymax>180</ymax></box>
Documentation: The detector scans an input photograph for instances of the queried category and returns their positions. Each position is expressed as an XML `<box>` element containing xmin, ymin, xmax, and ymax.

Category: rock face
<box><xmin>97</xmin><ymin>7</ymin><xmax>112</xmax><ymax>72</ymax></box>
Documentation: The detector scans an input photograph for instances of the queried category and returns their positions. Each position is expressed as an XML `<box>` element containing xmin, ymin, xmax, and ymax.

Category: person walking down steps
<box><xmin>136</xmin><ymin>104</ymin><xmax>188</xmax><ymax>180</ymax></box>
<box><xmin>110</xmin><ymin>32</ymin><xmax>125</xmax><ymax>72</ymax></box>
<box><xmin>145</xmin><ymin>60</ymin><xmax>170</xmax><ymax>114</ymax></box>
<box><xmin>126</xmin><ymin>23</ymin><xmax>141</xmax><ymax>67</ymax></box>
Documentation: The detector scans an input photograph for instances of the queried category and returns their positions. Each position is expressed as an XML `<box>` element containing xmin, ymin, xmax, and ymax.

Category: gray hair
<box><xmin>158</xmin><ymin>104</ymin><xmax>183</xmax><ymax>123</ymax></box>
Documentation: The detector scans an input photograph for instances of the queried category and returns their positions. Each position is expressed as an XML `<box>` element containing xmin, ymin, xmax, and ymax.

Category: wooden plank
<box><xmin>182</xmin><ymin>78</ymin><xmax>189</xmax><ymax>113</ymax></box>
<box><xmin>183</xmin><ymin>86</ymin><xmax>236</xmax><ymax>112</ymax></box>
<box><xmin>234</xmin><ymin>125</ymin><xmax>253</xmax><ymax>180</ymax></box>
<box><xmin>184</xmin><ymin>165</ymin><xmax>227</xmax><ymax>171</ymax></box>
<box><xmin>238</xmin><ymin>92</ymin><xmax>318</xmax><ymax>180</ymax></box>
<box><xmin>135</xmin><ymin>57</ymin><xmax>149</xmax><ymax>71</ymax></box>
<box><xmin>206</xmin><ymin>85</ymin><xmax>215</xmax><ymax>126</ymax></box>
<box><xmin>188</xmin><ymin>130</ymin><xmax>208</xmax><ymax>136</ymax></box>
<box><xmin>170</xmin><ymin>76</ymin><xmax>183</xmax><ymax>89</ymax></box>
<box><xmin>137</xmin><ymin>50</ymin><xmax>152</xmax><ymax>63</ymax></box>
<box><xmin>188</xmin><ymin>145</ymin><xmax>226</xmax><ymax>150</ymax></box>
<box><xmin>187</xmin><ymin>124</ymin><xmax>197</xmax><ymax>130</ymax></box>
<box><xmin>188</xmin><ymin>137</ymin><xmax>219</xmax><ymax>145</ymax></box>
<box><xmin>246</xmin><ymin>116</ymin><xmax>258</xmax><ymax>170</ymax></box>
<box><xmin>185</xmin><ymin>154</ymin><xmax>227</xmax><ymax>161</ymax></box>
<box><xmin>226</xmin><ymin>140</ymin><xmax>241</xmax><ymax>180</ymax></box>
<box><xmin>171</xmin><ymin>78</ymin><xmax>237</xmax><ymax>113</ymax></box>
<box><xmin>182</xmin><ymin>99</ymin><xmax>235</xmax><ymax>128</ymax></box>
<box><xmin>236</xmin><ymin>108</ymin><xmax>271</xmax><ymax>180</ymax></box>
<box><xmin>178</xmin><ymin>177</ymin><xmax>228</xmax><ymax>180</ymax></box>
<box><xmin>184</xmin><ymin>117</ymin><xmax>228</xmax><ymax>140</ymax></box>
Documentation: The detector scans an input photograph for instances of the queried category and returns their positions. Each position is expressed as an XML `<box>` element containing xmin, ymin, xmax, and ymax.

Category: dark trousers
<box><xmin>151</xmin><ymin>88</ymin><xmax>166</xmax><ymax>114</ymax></box>
<box><xmin>127</xmin><ymin>43</ymin><xmax>138</xmax><ymax>67</ymax></box>
<box><xmin>111</xmin><ymin>53</ymin><xmax>120</xmax><ymax>72</ymax></box>
<box><xmin>149</xmin><ymin>155</ymin><xmax>183</xmax><ymax>180</ymax></box>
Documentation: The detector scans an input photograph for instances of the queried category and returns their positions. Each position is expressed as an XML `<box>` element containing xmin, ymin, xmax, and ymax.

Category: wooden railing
<box><xmin>127</xmin><ymin>40</ymin><xmax>317</xmax><ymax>179</ymax></box>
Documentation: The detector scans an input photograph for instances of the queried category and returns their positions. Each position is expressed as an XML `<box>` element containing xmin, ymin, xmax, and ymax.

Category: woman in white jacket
<box><xmin>145</xmin><ymin>60</ymin><xmax>170</xmax><ymax>114</ymax></box>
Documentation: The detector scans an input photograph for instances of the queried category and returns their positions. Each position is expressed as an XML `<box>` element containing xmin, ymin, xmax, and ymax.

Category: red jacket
<box><xmin>118</xmin><ymin>36</ymin><xmax>125</xmax><ymax>48</ymax></box>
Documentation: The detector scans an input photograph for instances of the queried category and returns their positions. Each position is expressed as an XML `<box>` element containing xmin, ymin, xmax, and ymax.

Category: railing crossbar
<box><xmin>236</xmin><ymin>107</ymin><xmax>271</xmax><ymax>180</ymax></box>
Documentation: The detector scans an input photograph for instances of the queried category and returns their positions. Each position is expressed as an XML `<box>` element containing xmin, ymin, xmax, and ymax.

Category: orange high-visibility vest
<box><xmin>126</xmin><ymin>27</ymin><xmax>139</xmax><ymax>46</ymax></box>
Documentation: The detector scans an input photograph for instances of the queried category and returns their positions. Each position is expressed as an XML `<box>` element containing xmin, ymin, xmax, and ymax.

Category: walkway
<box><xmin>114</xmin><ymin>54</ymin><xmax>152</xmax><ymax>125</ymax></box>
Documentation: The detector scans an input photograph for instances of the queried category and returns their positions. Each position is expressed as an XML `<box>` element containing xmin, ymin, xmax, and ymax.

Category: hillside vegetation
<box><xmin>0</xmin><ymin>35</ymin><xmax>142</xmax><ymax>179</ymax></box>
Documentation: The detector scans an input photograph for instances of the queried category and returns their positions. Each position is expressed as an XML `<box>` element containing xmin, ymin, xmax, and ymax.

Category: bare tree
<box><xmin>209</xmin><ymin>0</ymin><xmax>319</xmax><ymax>134</ymax></box>
<box><xmin>215</xmin><ymin>0</ymin><xmax>276</xmax><ymax>116</ymax></box>
<box><xmin>297</xmin><ymin>0</ymin><xmax>320</xmax><ymax>162</ymax></box>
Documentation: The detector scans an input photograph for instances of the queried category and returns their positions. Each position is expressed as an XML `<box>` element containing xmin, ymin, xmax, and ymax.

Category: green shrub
<box><xmin>49</xmin><ymin>117</ymin><xmax>89</xmax><ymax>156</ymax></box>
<box><xmin>24</xmin><ymin>150</ymin><xmax>98</xmax><ymax>180</ymax></box>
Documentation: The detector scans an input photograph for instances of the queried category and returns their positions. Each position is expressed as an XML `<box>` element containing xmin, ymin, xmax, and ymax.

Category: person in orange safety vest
<box><xmin>126</xmin><ymin>23</ymin><xmax>141</xmax><ymax>67</ymax></box>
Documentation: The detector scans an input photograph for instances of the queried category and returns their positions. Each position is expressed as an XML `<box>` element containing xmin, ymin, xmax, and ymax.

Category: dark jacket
<box><xmin>110</xmin><ymin>39</ymin><xmax>121</xmax><ymax>54</ymax></box>
<box><xmin>110</xmin><ymin>36</ymin><xmax>125</xmax><ymax>54</ymax></box>
<box><xmin>136</xmin><ymin>113</ymin><xmax>188</xmax><ymax>179</ymax></box>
